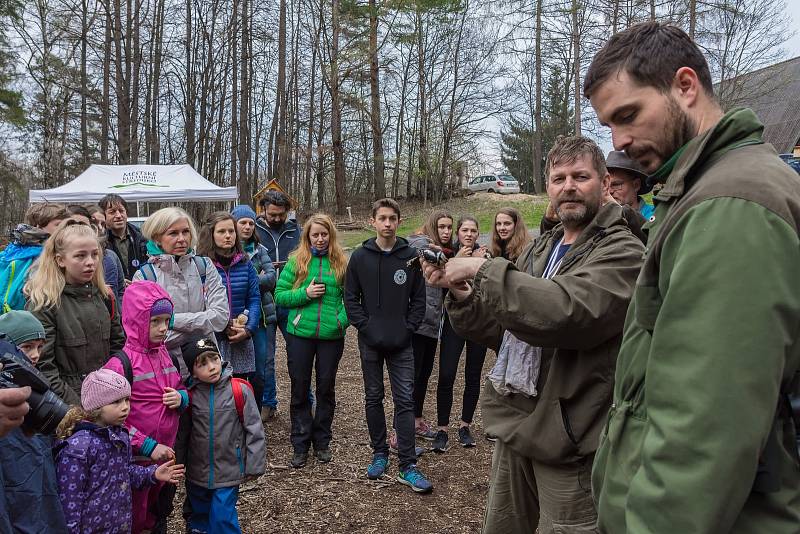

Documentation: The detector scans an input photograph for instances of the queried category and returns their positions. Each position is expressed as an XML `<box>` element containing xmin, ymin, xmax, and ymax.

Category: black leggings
<box><xmin>437</xmin><ymin>316</ymin><xmax>487</xmax><ymax>427</ymax></box>
<box><xmin>412</xmin><ymin>334</ymin><xmax>438</xmax><ymax>418</ymax></box>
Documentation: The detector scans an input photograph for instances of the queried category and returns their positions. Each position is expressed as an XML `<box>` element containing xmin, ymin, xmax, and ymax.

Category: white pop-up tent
<box><xmin>29</xmin><ymin>164</ymin><xmax>238</xmax><ymax>203</ymax></box>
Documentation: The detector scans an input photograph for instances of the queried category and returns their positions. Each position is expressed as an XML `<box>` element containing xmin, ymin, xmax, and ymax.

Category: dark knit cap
<box><xmin>231</xmin><ymin>205</ymin><xmax>258</xmax><ymax>222</ymax></box>
<box><xmin>180</xmin><ymin>335</ymin><xmax>220</xmax><ymax>371</ymax></box>
<box><xmin>0</xmin><ymin>311</ymin><xmax>46</xmax><ymax>345</ymax></box>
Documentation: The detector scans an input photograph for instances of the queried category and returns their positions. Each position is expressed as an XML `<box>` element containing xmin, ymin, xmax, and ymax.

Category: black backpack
<box><xmin>110</xmin><ymin>349</ymin><xmax>182</xmax><ymax>385</ymax></box>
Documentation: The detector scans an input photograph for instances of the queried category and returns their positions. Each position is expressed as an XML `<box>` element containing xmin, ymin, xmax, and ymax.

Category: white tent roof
<box><xmin>29</xmin><ymin>164</ymin><xmax>238</xmax><ymax>203</ymax></box>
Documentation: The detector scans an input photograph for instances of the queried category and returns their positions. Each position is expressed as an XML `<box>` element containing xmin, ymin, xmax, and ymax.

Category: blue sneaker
<box><xmin>367</xmin><ymin>453</ymin><xmax>389</xmax><ymax>480</ymax></box>
<box><xmin>397</xmin><ymin>464</ymin><xmax>433</xmax><ymax>493</ymax></box>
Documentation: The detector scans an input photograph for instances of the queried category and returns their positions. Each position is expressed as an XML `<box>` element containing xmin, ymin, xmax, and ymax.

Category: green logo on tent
<box><xmin>110</xmin><ymin>182</ymin><xmax>169</xmax><ymax>189</ymax></box>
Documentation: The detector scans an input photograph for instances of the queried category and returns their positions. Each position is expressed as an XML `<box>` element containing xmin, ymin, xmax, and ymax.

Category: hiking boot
<box><xmin>432</xmin><ymin>430</ymin><xmax>449</xmax><ymax>453</ymax></box>
<box><xmin>290</xmin><ymin>451</ymin><xmax>308</xmax><ymax>469</ymax></box>
<box><xmin>415</xmin><ymin>420</ymin><xmax>437</xmax><ymax>441</ymax></box>
<box><xmin>458</xmin><ymin>426</ymin><xmax>476</xmax><ymax>448</ymax></box>
<box><xmin>315</xmin><ymin>448</ymin><xmax>332</xmax><ymax>463</ymax></box>
<box><xmin>485</xmin><ymin>433</ymin><xmax>498</xmax><ymax>443</ymax></box>
<box><xmin>397</xmin><ymin>464</ymin><xmax>433</xmax><ymax>494</ymax></box>
<box><xmin>367</xmin><ymin>453</ymin><xmax>389</xmax><ymax>480</ymax></box>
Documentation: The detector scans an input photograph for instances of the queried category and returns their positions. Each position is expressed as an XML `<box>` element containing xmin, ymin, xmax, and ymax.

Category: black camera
<box><xmin>0</xmin><ymin>344</ymin><xmax>68</xmax><ymax>435</ymax></box>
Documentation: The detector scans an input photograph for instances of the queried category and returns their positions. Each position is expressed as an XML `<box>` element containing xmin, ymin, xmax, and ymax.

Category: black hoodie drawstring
<box><xmin>377</xmin><ymin>252</ymin><xmax>382</xmax><ymax>309</ymax></box>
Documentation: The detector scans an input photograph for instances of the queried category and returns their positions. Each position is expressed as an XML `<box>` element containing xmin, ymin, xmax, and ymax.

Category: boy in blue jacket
<box><xmin>0</xmin><ymin>203</ymin><xmax>67</xmax><ymax>313</ymax></box>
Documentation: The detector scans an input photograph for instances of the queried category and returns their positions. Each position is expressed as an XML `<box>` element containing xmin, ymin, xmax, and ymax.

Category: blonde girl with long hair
<box><xmin>274</xmin><ymin>214</ymin><xmax>349</xmax><ymax>468</ymax></box>
<box><xmin>25</xmin><ymin>219</ymin><xmax>126</xmax><ymax>406</ymax></box>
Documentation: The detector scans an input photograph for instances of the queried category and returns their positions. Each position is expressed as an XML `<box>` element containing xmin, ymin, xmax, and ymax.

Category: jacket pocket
<box><xmin>633</xmin><ymin>284</ymin><xmax>662</xmax><ymax>332</ymax></box>
<box><xmin>236</xmin><ymin>443</ymin><xmax>244</xmax><ymax>475</ymax></box>
<box><xmin>59</xmin><ymin>335</ymin><xmax>87</xmax><ymax>348</ymax></box>
<box><xmin>559</xmin><ymin>398</ymin><xmax>579</xmax><ymax>445</ymax></box>
<box><xmin>363</xmin><ymin>315</ymin><xmax>411</xmax><ymax>352</ymax></box>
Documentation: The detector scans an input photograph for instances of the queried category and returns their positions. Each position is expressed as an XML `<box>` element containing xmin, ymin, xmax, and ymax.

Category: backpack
<box><xmin>1</xmin><ymin>260</ymin><xmax>17</xmax><ymax>314</ymax></box>
<box><xmin>111</xmin><ymin>349</ymin><xmax>181</xmax><ymax>386</ymax></box>
<box><xmin>139</xmin><ymin>256</ymin><xmax>208</xmax><ymax>285</ymax></box>
<box><xmin>183</xmin><ymin>377</ymin><xmax>252</xmax><ymax>425</ymax></box>
<box><xmin>229</xmin><ymin>378</ymin><xmax>254</xmax><ymax>425</ymax></box>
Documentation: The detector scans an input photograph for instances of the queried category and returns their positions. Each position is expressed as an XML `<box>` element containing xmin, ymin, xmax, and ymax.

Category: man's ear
<box><xmin>672</xmin><ymin>66</ymin><xmax>701</xmax><ymax>109</ymax></box>
<box><xmin>369</xmin><ymin>217</ymin><xmax>375</xmax><ymax>225</ymax></box>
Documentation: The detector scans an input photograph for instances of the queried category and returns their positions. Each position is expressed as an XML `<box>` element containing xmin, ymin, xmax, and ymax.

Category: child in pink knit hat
<box><xmin>54</xmin><ymin>369</ymin><xmax>185</xmax><ymax>534</ymax></box>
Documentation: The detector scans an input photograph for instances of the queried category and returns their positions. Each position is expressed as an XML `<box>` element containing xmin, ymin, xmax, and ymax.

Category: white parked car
<box><xmin>467</xmin><ymin>174</ymin><xmax>521</xmax><ymax>194</ymax></box>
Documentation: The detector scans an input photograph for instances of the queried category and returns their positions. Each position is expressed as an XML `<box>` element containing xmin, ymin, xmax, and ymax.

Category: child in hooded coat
<box><xmin>104</xmin><ymin>280</ymin><xmax>189</xmax><ymax>533</ymax></box>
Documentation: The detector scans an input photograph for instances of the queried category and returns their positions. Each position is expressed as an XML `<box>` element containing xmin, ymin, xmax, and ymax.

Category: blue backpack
<box><xmin>138</xmin><ymin>256</ymin><xmax>208</xmax><ymax>285</ymax></box>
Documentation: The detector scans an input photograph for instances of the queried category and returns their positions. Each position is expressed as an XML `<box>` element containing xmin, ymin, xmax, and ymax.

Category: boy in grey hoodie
<box><xmin>176</xmin><ymin>335</ymin><xmax>266</xmax><ymax>533</ymax></box>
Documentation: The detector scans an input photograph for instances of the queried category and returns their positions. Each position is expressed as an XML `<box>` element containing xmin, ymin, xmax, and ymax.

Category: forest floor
<box><xmin>169</xmin><ymin>328</ymin><xmax>497</xmax><ymax>533</ymax></box>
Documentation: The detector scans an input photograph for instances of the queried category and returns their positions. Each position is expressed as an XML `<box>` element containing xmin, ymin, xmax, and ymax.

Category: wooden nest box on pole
<box><xmin>253</xmin><ymin>179</ymin><xmax>299</xmax><ymax>216</ymax></box>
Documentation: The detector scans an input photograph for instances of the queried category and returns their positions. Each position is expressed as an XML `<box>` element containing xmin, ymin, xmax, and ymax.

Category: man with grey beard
<box><xmin>422</xmin><ymin>135</ymin><xmax>644</xmax><ymax>533</ymax></box>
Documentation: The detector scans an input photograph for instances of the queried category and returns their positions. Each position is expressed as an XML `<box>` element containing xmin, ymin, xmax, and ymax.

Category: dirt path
<box><xmin>170</xmin><ymin>329</ymin><xmax>496</xmax><ymax>533</ymax></box>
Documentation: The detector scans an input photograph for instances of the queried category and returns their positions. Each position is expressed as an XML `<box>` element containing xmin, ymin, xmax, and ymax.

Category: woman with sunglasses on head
<box><xmin>25</xmin><ymin>219</ymin><xmax>126</xmax><ymax>406</ymax></box>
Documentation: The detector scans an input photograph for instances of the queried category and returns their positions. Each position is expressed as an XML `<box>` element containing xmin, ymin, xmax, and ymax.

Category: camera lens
<box><xmin>25</xmin><ymin>389</ymin><xmax>69</xmax><ymax>435</ymax></box>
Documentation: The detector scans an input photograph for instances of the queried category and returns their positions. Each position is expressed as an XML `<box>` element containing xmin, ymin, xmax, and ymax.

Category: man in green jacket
<box><xmin>583</xmin><ymin>22</ymin><xmax>800</xmax><ymax>533</ymax></box>
<box><xmin>423</xmin><ymin>136</ymin><xmax>645</xmax><ymax>533</ymax></box>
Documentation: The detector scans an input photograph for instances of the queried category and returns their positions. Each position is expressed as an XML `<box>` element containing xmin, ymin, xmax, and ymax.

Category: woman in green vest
<box><xmin>274</xmin><ymin>213</ymin><xmax>349</xmax><ymax>468</ymax></box>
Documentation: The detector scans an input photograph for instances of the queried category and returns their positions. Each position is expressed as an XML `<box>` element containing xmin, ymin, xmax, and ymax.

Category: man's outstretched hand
<box><xmin>422</xmin><ymin>257</ymin><xmax>488</xmax><ymax>301</ymax></box>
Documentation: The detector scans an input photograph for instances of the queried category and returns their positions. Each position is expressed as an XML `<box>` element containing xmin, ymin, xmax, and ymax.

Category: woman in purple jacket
<box><xmin>54</xmin><ymin>369</ymin><xmax>184</xmax><ymax>534</ymax></box>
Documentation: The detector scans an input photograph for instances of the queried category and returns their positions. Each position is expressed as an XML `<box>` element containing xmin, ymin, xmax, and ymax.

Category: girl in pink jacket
<box><xmin>104</xmin><ymin>280</ymin><xmax>188</xmax><ymax>533</ymax></box>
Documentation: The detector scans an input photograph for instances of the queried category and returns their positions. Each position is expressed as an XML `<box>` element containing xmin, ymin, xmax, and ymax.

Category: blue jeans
<box><xmin>252</xmin><ymin>325</ymin><xmax>276</xmax><ymax>410</ymax></box>
<box><xmin>186</xmin><ymin>483</ymin><xmax>240</xmax><ymax>534</ymax></box>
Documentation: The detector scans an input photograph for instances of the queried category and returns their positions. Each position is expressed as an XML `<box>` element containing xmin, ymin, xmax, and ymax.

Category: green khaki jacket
<box><xmin>274</xmin><ymin>255</ymin><xmax>349</xmax><ymax>340</ymax></box>
<box><xmin>28</xmin><ymin>284</ymin><xmax>126</xmax><ymax>405</ymax></box>
<box><xmin>446</xmin><ymin>202</ymin><xmax>645</xmax><ymax>464</ymax></box>
<box><xmin>593</xmin><ymin>108</ymin><xmax>800</xmax><ymax>534</ymax></box>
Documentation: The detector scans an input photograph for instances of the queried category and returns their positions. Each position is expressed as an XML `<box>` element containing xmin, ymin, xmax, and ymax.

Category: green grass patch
<box><xmin>339</xmin><ymin>194</ymin><xmax>548</xmax><ymax>249</ymax></box>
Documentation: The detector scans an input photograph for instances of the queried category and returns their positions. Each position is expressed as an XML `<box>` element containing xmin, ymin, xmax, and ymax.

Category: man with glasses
<box><xmin>606</xmin><ymin>150</ymin><xmax>654</xmax><ymax>220</ymax></box>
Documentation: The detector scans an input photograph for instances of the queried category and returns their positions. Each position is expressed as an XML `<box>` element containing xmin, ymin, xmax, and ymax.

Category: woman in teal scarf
<box><xmin>231</xmin><ymin>205</ymin><xmax>278</xmax><ymax>417</ymax></box>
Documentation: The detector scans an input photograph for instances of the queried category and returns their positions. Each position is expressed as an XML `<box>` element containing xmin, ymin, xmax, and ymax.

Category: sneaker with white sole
<box><xmin>458</xmin><ymin>426</ymin><xmax>476</xmax><ymax>448</ymax></box>
<box><xmin>431</xmin><ymin>430</ymin><xmax>449</xmax><ymax>453</ymax></box>
<box><xmin>397</xmin><ymin>464</ymin><xmax>433</xmax><ymax>493</ymax></box>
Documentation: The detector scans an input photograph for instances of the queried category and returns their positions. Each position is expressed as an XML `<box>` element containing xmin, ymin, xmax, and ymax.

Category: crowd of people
<box><xmin>1</xmin><ymin>20</ymin><xmax>800</xmax><ymax>534</ymax></box>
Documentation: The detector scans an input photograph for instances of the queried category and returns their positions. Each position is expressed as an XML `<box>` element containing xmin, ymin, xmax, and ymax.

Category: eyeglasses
<box><xmin>608</xmin><ymin>181</ymin><xmax>628</xmax><ymax>191</ymax></box>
